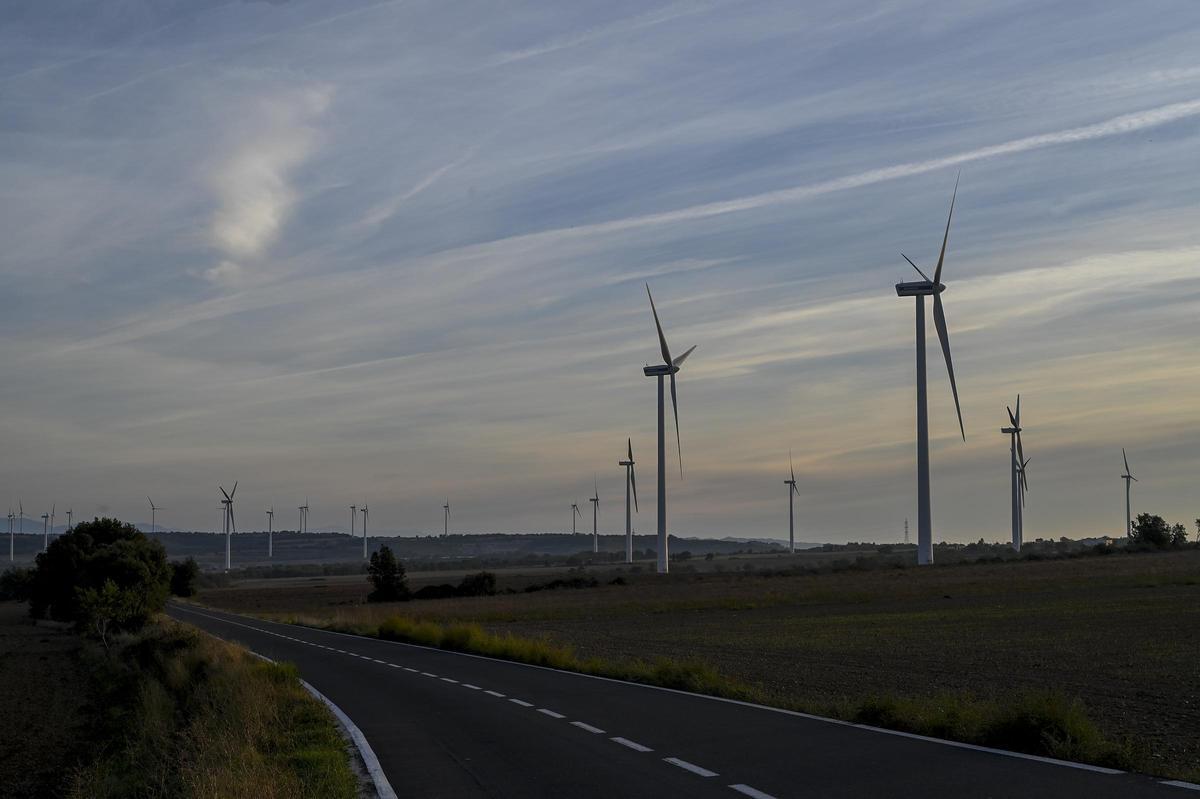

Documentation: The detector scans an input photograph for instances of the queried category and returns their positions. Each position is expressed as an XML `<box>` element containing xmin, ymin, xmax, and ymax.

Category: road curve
<box><xmin>168</xmin><ymin>603</ymin><xmax>1191</xmax><ymax>799</ymax></box>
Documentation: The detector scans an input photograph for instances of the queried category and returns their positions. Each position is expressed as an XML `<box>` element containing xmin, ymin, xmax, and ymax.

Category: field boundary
<box><xmin>173</xmin><ymin>602</ymin><xmax>1145</xmax><ymax>780</ymax></box>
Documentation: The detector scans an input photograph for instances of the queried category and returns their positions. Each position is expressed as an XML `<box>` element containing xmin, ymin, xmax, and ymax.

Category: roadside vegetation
<box><xmin>1</xmin><ymin>517</ymin><xmax>358</xmax><ymax>799</ymax></box>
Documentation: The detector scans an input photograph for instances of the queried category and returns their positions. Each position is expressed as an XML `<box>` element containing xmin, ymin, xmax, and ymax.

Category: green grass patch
<box><xmin>69</xmin><ymin>619</ymin><xmax>359</xmax><ymax>799</ymax></box>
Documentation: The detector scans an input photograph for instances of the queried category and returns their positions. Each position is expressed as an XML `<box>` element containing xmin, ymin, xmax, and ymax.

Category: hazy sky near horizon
<box><xmin>2</xmin><ymin>0</ymin><xmax>1199</xmax><ymax>541</ymax></box>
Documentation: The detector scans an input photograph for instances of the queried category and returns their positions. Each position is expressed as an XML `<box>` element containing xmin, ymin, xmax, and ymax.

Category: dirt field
<box><xmin>0</xmin><ymin>603</ymin><xmax>92</xmax><ymax>798</ymax></box>
<box><xmin>197</xmin><ymin>550</ymin><xmax>1200</xmax><ymax>778</ymax></box>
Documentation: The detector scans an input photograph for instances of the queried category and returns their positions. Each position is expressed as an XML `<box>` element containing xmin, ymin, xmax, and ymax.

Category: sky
<box><xmin>2</xmin><ymin>0</ymin><xmax>1199</xmax><ymax>541</ymax></box>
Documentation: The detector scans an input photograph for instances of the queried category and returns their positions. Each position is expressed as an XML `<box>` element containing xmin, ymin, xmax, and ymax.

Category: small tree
<box><xmin>1170</xmin><ymin>523</ymin><xmax>1188</xmax><ymax>547</ymax></box>
<box><xmin>76</xmin><ymin>579</ymin><xmax>137</xmax><ymax>651</ymax></box>
<box><xmin>456</xmin><ymin>571</ymin><xmax>497</xmax><ymax>597</ymax></box>
<box><xmin>170</xmin><ymin>558</ymin><xmax>200</xmax><ymax>597</ymax></box>
<box><xmin>367</xmin><ymin>545</ymin><xmax>409</xmax><ymax>602</ymax></box>
<box><xmin>1129</xmin><ymin>513</ymin><xmax>1172</xmax><ymax>549</ymax></box>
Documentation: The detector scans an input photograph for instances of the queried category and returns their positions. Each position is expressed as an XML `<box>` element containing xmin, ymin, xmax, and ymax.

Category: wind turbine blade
<box><xmin>1015</xmin><ymin>394</ymin><xmax>1021</xmax><ymax>427</ymax></box>
<box><xmin>627</xmin><ymin>437</ymin><xmax>633</xmax><ymax>462</ymax></box>
<box><xmin>669</xmin><ymin>372</ymin><xmax>683</xmax><ymax>477</ymax></box>
<box><xmin>646</xmin><ymin>284</ymin><xmax>673</xmax><ymax>365</ymax></box>
<box><xmin>220</xmin><ymin>486</ymin><xmax>231</xmax><ymax>501</ymax></box>
<box><xmin>1015</xmin><ymin>430</ymin><xmax>1025</xmax><ymax>473</ymax></box>
<box><xmin>1007</xmin><ymin>406</ymin><xmax>1016</xmax><ymax>427</ymax></box>
<box><xmin>230</xmin><ymin>481</ymin><xmax>238</xmax><ymax>498</ymax></box>
<box><xmin>1122</xmin><ymin>448</ymin><xmax>1130</xmax><ymax>474</ymax></box>
<box><xmin>229</xmin><ymin>508</ymin><xmax>237</xmax><ymax>533</ymax></box>
<box><xmin>932</xmin><ymin>293</ymin><xmax>965</xmax><ymax>441</ymax></box>
<box><xmin>789</xmin><ymin>449</ymin><xmax>796</xmax><ymax>484</ymax></box>
<box><xmin>1130</xmin><ymin>476</ymin><xmax>1138</xmax><ymax>482</ymax></box>
<box><xmin>672</xmin><ymin>345</ymin><xmax>696</xmax><ymax>368</ymax></box>
<box><xmin>630</xmin><ymin>464</ymin><xmax>639</xmax><ymax>513</ymax></box>
<box><xmin>901</xmin><ymin>253</ymin><xmax>931</xmax><ymax>282</ymax></box>
<box><xmin>932</xmin><ymin>174</ymin><xmax>959</xmax><ymax>287</ymax></box>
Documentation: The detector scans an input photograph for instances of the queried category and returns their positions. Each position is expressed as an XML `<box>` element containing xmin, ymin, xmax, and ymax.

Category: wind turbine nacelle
<box><xmin>643</xmin><ymin>363</ymin><xmax>678</xmax><ymax>377</ymax></box>
<box><xmin>895</xmin><ymin>280</ymin><xmax>944</xmax><ymax>297</ymax></box>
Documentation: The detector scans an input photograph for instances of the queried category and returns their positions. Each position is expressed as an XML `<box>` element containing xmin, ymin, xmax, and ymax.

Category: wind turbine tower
<box><xmin>785</xmin><ymin>451</ymin><xmax>799</xmax><ymax>554</ymax></box>
<box><xmin>266</xmin><ymin>507</ymin><xmax>274</xmax><ymax>558</ymax></box>
<box><xmin>589</xmin><ymin>480</ymin><xmax>600</xmax><ymax>554</ymax></box>
<box><xmin>643</xmin><ymin>284</ymin><xmax>697</xmax><ymax>574</ymax></box>
<box><xmin>7</xmin><ymin>509</ymin><xmax>13</xmax><ymax>562</ymax></box>
<box><xmin>66</xmin><ymin>509</ymin><xmax>73</xmax><ymax>533</ymax></box>
<box><xmin>619</xmin><ymin>439</ymin><xmax>639</xmax><ymax>564</ymax></box>
<box><xmin>443</xmin><ymin>501</ymin><xmax>450</xmax><ymax>537</ymax></box>
<box><xmin>220</xmin><ymin>483</ymin><xmax>237</xmax><ymax>571</ymax></box>
<box><xmin>1001</xmin><ymin>397</ymin><xmax>1028</xmax><ymax>551</ymax></box>
<box><xmin>148</xmin><ymin>497</ymin><xmax>160</xmax><ymax>534</ymax></box>
<box><xmin>41</xmin><ymin>509</ymin><xmax>50</xmax><ymax>551</ymax></box>
<box><xmin>360</xmin><ymin>504</ymin><xmax>369</xmax><ymax>558</ymax></box>
<box><xmin>895</xmin><ymin>178</ymin><xmax>967</xmax><ymax>565</ymax></box>
<box><xmin>1121</xmin><ymin>449</ymin><xmax>1137</xmax><ymax>537</ymax></box>
<box><xmin>350</xmin><ymin>505</ymin><xmax>356</xmax><ymax>539</ymax></box>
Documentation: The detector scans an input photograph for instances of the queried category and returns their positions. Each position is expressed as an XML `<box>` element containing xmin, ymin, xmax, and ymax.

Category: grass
<box><xmin>69</xmin><ymin>618</ymin><xmax>359</xmax><ymax>799</ymax></box>
<box><xmin>199</xmin><ymin>548</ymin><xmax>1200</xmax><ymax>781</ymax></box>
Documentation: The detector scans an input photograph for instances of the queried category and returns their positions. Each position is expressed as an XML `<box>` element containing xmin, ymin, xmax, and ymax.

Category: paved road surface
<box><xmin>168</xmin><ymin>604</ymin><xmax>1193</xmax><ymax>799</ymax></box>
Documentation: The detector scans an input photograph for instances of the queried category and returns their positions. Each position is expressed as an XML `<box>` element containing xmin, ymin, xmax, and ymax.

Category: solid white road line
<box><xmin>729</xmin><ymin>784</ymin><xmax>777</xmax><ymax>799</ymax></box>
<box><xmin>571</xmin><ymin>722</ymin><xmax>605</xmax><ymax>734</ymax></box>
<box><xmin>1161</xmin><ymin>780</ymin><xmax>1200</xmax><ymax>791</ymax></box>
<box><xmin>664</xmin><ymin>757</ymin><xmax>718</xmax><ymax>778</ymax></box>
<box><xmin>537</xmin><ymin>709</ymin><xmax>566</xmax><ymax>719</ymax></box>
<box><xmin>508</xmin><ymin>698</ymin><xmax>534</xmax><ymax>707</ymax></box>
<box><xmin>300</xmin><ymin>678</ymin><xmax>400</xmax><ymax>799</ymax></box>
<box><xmin>611</xmin><ymin>737</ymin><xmax>653</xmax><ymax>753</ymax></box>
<box><xmin>484</xmin><ymin>690</ymin><xmax>506</xmax><ymax>698</ymax></box>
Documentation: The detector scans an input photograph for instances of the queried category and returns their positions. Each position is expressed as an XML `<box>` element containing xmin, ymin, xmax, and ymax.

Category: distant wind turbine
<box><xmin>49</xmin><ymin>503</ymin><xmax>55</xmax><ymax>544</ymax></box>
<box><xmin>41</xmin><ymin>508</ymin><xmax>50</xmax><ymax>552</ymax></box>
<box><xmin>785</xmin><ymin>451</ymin><xmax>799</xmax><ymax>554</ymax></box>
<box><xmin>7</xmin><ymin>509</ymin><xmax>13</xmax><ymax>562</ymax></box>
<box><xmin>571</xmin><ymin>503</ymin><xmax>581</xmax><ymax>536</ymax></box>
<box><xmin>619</xmin><ymin>439</ymin><xmax>639</xmax><ymax>564</ymax></box>
<box><xmin>1000</xmin><ymin>397</ymin><xmax>1028</xmax><ymax>551</ymax></box>
<box><xmin>148</xmin><ymin>497</ymin><xmax>160</xmax><ymax>534</ymax></box>
<box><xmin>266</xmin><ymin>507</ymin><xmax>274</xmax><ymax>558</ymax></box>
<box><xmin>360</xmin><ymin>504</ymin><xmax>369</xmax><ymax>558</ymax></box>
<box><xmin>443</xmin><ymin>500</ymin><xmax>450</xmax><ymax>537</ymax></box>
<box><xmin>298</xmin><ymin>496</ymin><xmax>309</xmax><ymax>535</ymax></box>
<box><xmin>643</xmin><ymin>284</ymin><xmax>697</xmax><ymax>575</ymax></box>
<box><xmin>350</xmin><ymin>505</ymin><xmax>357</xmax><ymax>539</ymax></box>
<box><xmin>589</xmin><ymin>479</ymin><xmax>600</xmax><ymax>554</ymax></box>
<box><xmin>1121</xmin><ymin>449</ymin><xmax>1137</xmax><ymax>537</ymax></box>
<box><xmin>65</xmin><ymin>509</ymin><xmax>73</xmax><ymax>533</ymax></box>
<box><xmin>895</xmin><ymin>177</ymin><xmax>966</xmax><ymax>565</ymax></box>
<box><xmin>220</xmin><ymin>482</ymin><xmax>237</xmax><ymax>571</ymax></box>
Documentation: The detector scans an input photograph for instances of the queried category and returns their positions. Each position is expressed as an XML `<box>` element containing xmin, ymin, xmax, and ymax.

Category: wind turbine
<box><xmin>589</xmin><ymin>479</ymin><xmax>600</xmax><ymax>554</ymax></box>
<box><xmin>643</xmin><ymin>284</ymin><xmax>697</xmax><ymax>574</ymax></box>
<box><xmin>298</xmin><ymin>497</ymin><xmax>309</xmax><ymax>535</ymax></box>
<box><xmin>7</xmin><ymin>509</ymin><xmax>13</xmax><ymax>562</ymax></box>
<box><xmin>350</xmin><ymin>505</ymin><xmax>357</xmax><ymax>539</ymax></box>
<box><xmin>784</xmin><ymin>451</ymin><xmax>799</xmax><ymax>554</ymax></box>
<box><xmin>619</xmin><ymin>439</ymin><xmax>639</xmax><ymax>564</ymax></box>
<box><xmin>65</xmin><ymin>509</ymin><xmax>73</xmax><ymax>533</ymax></box>
<box><xmin>220</xmin><ymin>482</ymin><xmax>237</xmax><ymax>571</ymax></box>
<box><xmin>571</xmin><ymin>503</ymin><xmax>581</xmax><ymax>536</ymax></box>
<box><xmin>266</xmin><ymin>507</ymin><xmax>274</xmax><ymax>558</ymax></box>
<box><xmin>1017</xmin><ymin>456</ymin><xmax>1030</xmax><ymax>541</ymax></box>
<box><xmin>41</xmin><ymin>508</ymin><xmax>50</xmax><ymax>552</ymax></box>
<box><xmin>360</xmin><ymin>504</ymin><xmax>369</xmax><ymax>558</ymax></box>
<box><xmin>1121</xmin><ymin>449</ymin><xmax>1137</xmax><ymax>538</ymax></box>
<box><xmin>148</xmin><ymin>497</ymin><xmax>160</xmax><ymax>534</ymax></box>
<box><xmin>49</xmin><ymin>504</ymin><xmax>55</xmax><ymax>543</ymax></box>
<box><xmin>1000</xmin><ymin>397</ymin><xmax>1028</xmax><ymax>551</ymax></box>
<box><xmin>895</xmin><ymin>178</ymin><xmax>966</xmax><ymax>566</ymax></box>
<box><xmin>443</xmin><ymin>501</ymin><xmax>450</xmax><ymax>537</ymax></box>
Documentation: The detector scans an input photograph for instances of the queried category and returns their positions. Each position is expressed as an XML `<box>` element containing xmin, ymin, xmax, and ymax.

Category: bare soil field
<box><xmin>197</xmin><ymin>550</ymin><xmax>1200</xmax><ymax>778</ymax></box>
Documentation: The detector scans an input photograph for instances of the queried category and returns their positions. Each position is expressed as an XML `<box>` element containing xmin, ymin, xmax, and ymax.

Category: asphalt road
<box><xmin>168</xmin><ymin>604</ymin><xmax>1193</xmax><ymax>799</ymax></box>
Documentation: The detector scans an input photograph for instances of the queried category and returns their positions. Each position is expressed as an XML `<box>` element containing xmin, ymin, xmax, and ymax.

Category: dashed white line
<box><xmin>509</xmin><ymin>699</ymin><xmax>534</xmax><ymax>707</ymax></box>
<box><xmin>571</xmin><ymin>721</ymin><xmax>605</xmax><ymax>734</ymax></box>
<box><xmin>403</xmin><ymin>667</ymin><xmax>418</xmax><ymax>673</ymax></box>
<box><xmin>664</xmin><ymin>757</ymin><xmax>718</xmax><ymax>777</ymax></box>
<box><xmin>373</xmin><ymin>659</ymin><xmax>386</xmax><ymax>664</ymax></box>
<box><xmin>611</xmin><ymin>737</ymin><xmax>653</xmax><ymax>753</ymax></box>
<box><xmin>484</xmin><ymin>690</ymin><xmax>506</xmax><ymax>698</ymax></box>
<box><xmin>461</xmin><ymin>683</ymin><xmax>481</xmax><ymax>690</ymax></box>
<box><xmin>537</xmin><ymin>709</ymin><xmax>566</xmax><ymax>719</ymax></box>
<box><xmin>729</xmin><ymin>784</ymin><xmax>777</xmax><ymax>799</ymax></box>
<box><xmin>388</xmin><ymin>663</ymin><xmax>400</xmax><ymax>668</ymax></box>
<box><xmin>441</xmin><ymin>677</ymin><xmax>459</xmax><ymax>684</ymax></box>
<box><xmin>421</xmin><ymin>672</ymin><xmax>438</xmax><ymax>678</ymax></box>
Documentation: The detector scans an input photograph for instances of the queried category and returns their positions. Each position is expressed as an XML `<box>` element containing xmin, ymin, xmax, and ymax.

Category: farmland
<box><xmin>196</xmin><ymin>548</ymin><xmax>1200</xmax><ymax>779</ymax></box>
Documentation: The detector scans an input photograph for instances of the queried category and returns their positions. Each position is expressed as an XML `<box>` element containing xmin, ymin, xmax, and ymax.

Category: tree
<box><xmin>456</xmin><ymin>571</ymin><xmax>496</xmax><ymax>597</ymax></box>
<box><xmin>0</xmin><ymin>567</ymin><xmax>33</xmax><ymax>601</ymax></box>
<box><xmin>367</xmin><ymin>545</ymin><xmax>409</xmax><ymax>602</ymax></box>
<box><xmin>1170</xmin><ymin>523</ymin><xmax>1188</xmax><ymax>547</ymax></box>
<box><xmin>1128</xmin><ymin>513</ymin><xmax>1172</xmax><ymax>549</ymax></box>
<box><xmin>28</xmin><ymin>517</ymin><xmax>170</xmax><ymax>632</ymax></box>
<box><xmin>170</xmin><ymin>558</ymin><xmax>200</xmax><ymax>597</ymax></box>
<box><xmin>76</xmin><ymin>579</ymin><xmax>138</xmax><ymax>651</ymax></box>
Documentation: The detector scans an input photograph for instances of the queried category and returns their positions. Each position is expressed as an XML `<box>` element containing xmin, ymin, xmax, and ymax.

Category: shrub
<box><xmin>1129</xmin><ymin>513</ymin><xmax>1172</xmax><ymax>548</ymax></box>
<box><xmin>169</xmin><ymin>558</ymin><xmax>199</xmax><ymax>597</ymax></box>
<box><xmin>77</xmin><ymin>579</ymin><xmax>139</xmax><ymax>650</ymax></box>
<box><xmin>367</xmin><ymin>545</ymin><xmax>409</xmax><ymax>602</ymax></box>
<box><xmin>29</xmin><ymin>517</ymin><xmax>170</xmax><ymax>633</ymax></box>
<box><xmin>456</xmin><ymin>571</ymin><xmax>497</xmax><ymax>597</ymax></box>
<box><xmin>0</xmin><ymin>566</ymin><xmax>34</xmax><ymax>600</ymax></box>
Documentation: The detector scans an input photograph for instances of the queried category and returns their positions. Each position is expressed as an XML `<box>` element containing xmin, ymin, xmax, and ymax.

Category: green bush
<box><xmin>0</xmin><ymin>566</ymin><xmax>34</xmax><ymax>600</ymax></box>
<box><xmin>169</xmin><ymin>558</ymin><xmax>200</xmax><ymax>597</ymax></box>
<box><xmin>29</xmin><ymin>517</ymin><xmax>170</xmax><ymax>633</ymax></box>
<box><xmin>456</xmin><ymin>571</ymin><xmax>497</xmax><ymax>597</ymax></box>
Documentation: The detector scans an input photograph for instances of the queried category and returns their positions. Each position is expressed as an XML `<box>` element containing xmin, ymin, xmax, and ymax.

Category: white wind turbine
<box><xmin>784</xmin><ymin>451</ymin><xmax>799</xmax><ymax>554</ymax></box>
<box><xmin>360</xmin><ymin>504</ymin><xmax>369</xmax><ymax>558</ymax></box>
<box><xmin>895</xmin><ymin>178</ymin><xmax>967</xmax><ymax>565</ymax></box>
<box><xmin>1121</xmin><ymin>449</ymin><xmax>1137</xmax><ymax>537</ymax></box>
<box><xmin>1000</xmin><ymin>397</ymin><xmax>1029</xmax><ymax>551</ymax></box>
<box><xmin>41</xmin><ymin>507</ymin><xmax>50</xmax><ymax>552</ymax></box>
<box><xmin>443</xmin><ymin>500</ymin><xmax>450</xmax><ymax>537</ymax></box>
<box><xmin>266</xmin><ymin>507</ymin><xmax>275</xmax><ymax>558</ymax></box>
<box><xmin>571</xmin><ymin>503</ymin><xmax>581</xmax><ymax>536</ymax></box>
<box><xmin>65</xmin><ymin>509</ymin><xmax>73</xmax><ymax>533</ymax></box>
<box><xmin>220</xmin><ymin>483</ymin><xmax>237</xmax><ymax>571</ymax></box>
<box><xmin>589</xmin><ymin>479</ymin><xmax>600</xmax><ymax>554</ymax></box>
<box><xmin>7</xmin><ymin>508</ymin><xmax>13</xmax><ymax>562</ymax></box>
<box><xmin>350</xmin><ymin>505</ymin><xmax>357</xmax><ymax>539</ymax></box>
<box><xmin>643</xmin><ymin>284</ymin><xmax>697</xmax><ymax>575</ymax></box>
<box><xmin>619</xmin><ymin>439</ymin><xmax>639</xmax><ymax>564</ymax></box>
<box><xmin>148</xmin><ymin>497</ymin><xmax>160</xmax><ymax>534</ymax></box>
